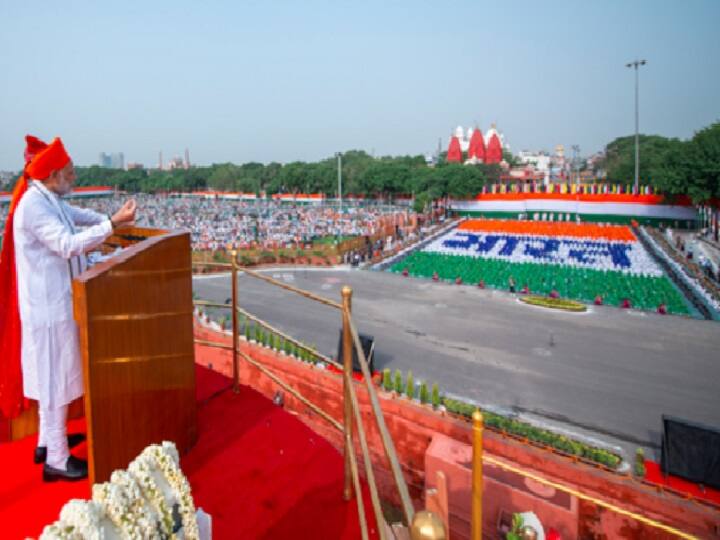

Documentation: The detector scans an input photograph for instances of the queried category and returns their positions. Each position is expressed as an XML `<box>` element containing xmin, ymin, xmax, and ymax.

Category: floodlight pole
<box><xmin>626</xmin><ymin>59</ymin><xmax>646</xmax><ymax>194</ymax></box>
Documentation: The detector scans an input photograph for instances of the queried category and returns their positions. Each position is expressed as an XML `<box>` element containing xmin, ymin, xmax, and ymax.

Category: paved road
<box><xmin>193</xmin><ymin>267</ymin><xmax>720</xmax><ymax>459</ymax></box>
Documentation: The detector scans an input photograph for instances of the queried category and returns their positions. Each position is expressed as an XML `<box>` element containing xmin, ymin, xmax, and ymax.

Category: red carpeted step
<box><xmin>0</xmin><ymin>418</ymin><xmax>90</xmax><ymax>539</ymax></box>
<box><xmin>0</xmin><ymin>365</ymin><xmax>378</xmax><ymax>539</ymax></box>
<box><xmin>183</xmin><ymin>382</ymin><xmax>378</xmax><ymax>539</ymax></box>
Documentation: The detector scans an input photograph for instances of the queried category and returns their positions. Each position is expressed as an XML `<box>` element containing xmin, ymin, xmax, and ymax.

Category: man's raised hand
<box><xmin>111</xmin><ymin>199</ymin><xmax>137</xmax><ymax>229</ymax></box>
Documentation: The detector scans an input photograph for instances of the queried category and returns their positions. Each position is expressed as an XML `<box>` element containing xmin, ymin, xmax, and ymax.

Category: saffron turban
<box><xmin>23</xmin><ymin>135</ymin><xmax>49</xmax><ymax>166</ymax></box>
<box><xmin>26</xmin><ymin>137</ymin><xmax>70</xmax><ymax>180</ymax></box>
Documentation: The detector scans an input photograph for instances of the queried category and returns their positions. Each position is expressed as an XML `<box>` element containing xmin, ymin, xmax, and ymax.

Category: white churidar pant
<box><xmin>39</xmin><ymin>404</ymin><xmax>69</xmax><ymax>469</ymax></box>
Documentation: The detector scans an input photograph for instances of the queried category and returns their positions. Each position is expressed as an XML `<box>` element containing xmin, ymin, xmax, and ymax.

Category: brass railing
<box><xmin>192</xmin><ymin>255</ymin><xmax>446</xmax><ymax>540</ymax></box>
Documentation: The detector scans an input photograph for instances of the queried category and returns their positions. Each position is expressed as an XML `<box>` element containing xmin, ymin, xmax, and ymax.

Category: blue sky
<box><xmin>1</xmin><ymin>0</ymin><xmax>718</xmax><ymax>170</ymax></box>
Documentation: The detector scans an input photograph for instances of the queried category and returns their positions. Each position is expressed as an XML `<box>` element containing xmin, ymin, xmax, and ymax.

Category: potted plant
<box><xmin>393</xmin><ymin>369</ymin><xmax>403</xmax><ymax>397</ymax></box>
<box><xmin>405</xmin><ymin>371</ymin><xmax>415</xmax><ymax>400</ymax></box>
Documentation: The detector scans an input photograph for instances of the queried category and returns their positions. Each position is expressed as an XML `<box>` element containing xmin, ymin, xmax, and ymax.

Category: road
<box><xmin>193</xmin><ymin>267</ymin><xmax>720</xmax><ymax>459</ymax></box>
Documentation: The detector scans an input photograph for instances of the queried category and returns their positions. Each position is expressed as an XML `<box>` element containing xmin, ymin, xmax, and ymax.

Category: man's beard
<box><xmin>55</xmin><ymin>177</ymin><xmax>73</xmax><ymax>196</ymax></box>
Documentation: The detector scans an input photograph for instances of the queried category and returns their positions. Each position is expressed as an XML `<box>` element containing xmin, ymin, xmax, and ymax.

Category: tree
<box><xmin>436</xmin><ymin>164</ymin><xmax>488</xmax><ymax>199</ymax></box>
<box><xmin>208</xmin><ymin>163</ymin><xmax>240</xmax><ymax>191</ymax></box>
<box><xmin>687</xmin><ymin>121</ymin><xmax>720</xmax><ymax>200</ymax></box>
<box><xmin>413</xmin><ymin>191</ymin><xmax>431</xmax><ymax>213</ymax></box>
<box><xmin>612</xmin><ymin>122</ymin><xmax>720</xmax><ymax>203</ymax></box>
<box><xmin>603</xmin><ymin>134</ymin><xmax>681</xmax><ymax>185</ymax></box>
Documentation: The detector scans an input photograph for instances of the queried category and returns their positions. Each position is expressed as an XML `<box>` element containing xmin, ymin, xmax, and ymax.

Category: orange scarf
<box><xmin>0</xmin><ymin>173</ymin><xmax>29</xmax><ymax>418</ymax></box>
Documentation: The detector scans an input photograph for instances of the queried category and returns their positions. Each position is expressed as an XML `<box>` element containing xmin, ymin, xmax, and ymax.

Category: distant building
<box><xmin>99</xmin><ymin>152</ymin><xmax>125</xmax><ymax>169</ymax></box>
<box><xmin>445</xmin><ymin>123</ymin><xmax>507</xmax><ymax>164</ymax></box>
<box><xmin>168</xmin><ymin>156</ymin><xmax>185</xmax><ymax>170</ymax></box>
<box><xmin>156</xmin><ymin>150</ymin><xmax>190</xmax><ymax>170</ymax></box>
<box><xmin>517</xmin><ymin>151</ymin><xmax>551</xmax><ymax>185</ymax></box>
<box><xmin>127</xmin><ymin>162</ymin><xmax>144</xmax><ymax>170</ymax></box>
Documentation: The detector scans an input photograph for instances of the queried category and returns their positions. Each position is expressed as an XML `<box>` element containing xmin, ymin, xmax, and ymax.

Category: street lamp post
<box><xmin>571</xmin><ymin>144</ymin><xmax>580</xmax><ymax>186</ymax></box>
<box><xmin>626</xmin><ymin>59</ymin><xmax>647</xmax><ymax>194</ymax></box>
<box><xmin>335</xmin><ymin>152</ymin><xmax>343</xmax><ymax>214</ymax></box>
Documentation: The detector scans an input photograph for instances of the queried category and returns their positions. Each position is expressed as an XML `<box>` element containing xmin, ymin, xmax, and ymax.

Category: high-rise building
<box><xmin>99</xmin><ymin>152</ymin><xmax>125</xmax><ymax>169</ymax></box>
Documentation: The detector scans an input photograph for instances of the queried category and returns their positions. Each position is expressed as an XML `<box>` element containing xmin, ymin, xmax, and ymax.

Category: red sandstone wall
<box><xmin>194</xmin><ymin>323</ymin><xmax>720</xmax><ymax>539</ymax></box>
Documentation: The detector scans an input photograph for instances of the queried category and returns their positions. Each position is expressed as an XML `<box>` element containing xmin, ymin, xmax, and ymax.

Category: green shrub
<box><xmin>254</xmin><ymin>325</ymin><xmax>262</xmax><ymax>343</ymax></box>
<box><xmin>393</xmin><ymin>370</ymin><xmax>403</xmax><ymax>394</ymax></box>
<box><xmin>419</xmin><ymin>382</ymin><xmax>429</xmax><ymax>404</ymax></box>
<box><xmin>383</xmin><ymin>369</ymin><xmax>392</xmax><ymax>392</ymax></box>
<box><xmin>284</xmin><ymin>340</ymin><xmax>293</xmax><ymax>356</ymax></box>
<box><xmin>405</xmin><ymin>371</ymin><xmax>415</xmax><ymax>399</ymax></box>
<box><xmin>431</xmin><ymin>383</ymin><xmax>440</xmax><ymax>408</ymax></box>
<box><xmin>634</xmin><ymin>448</ymin><xmax>646</xmax><ymax>477</ymax></box>
<box><xmin>244</xmin><ymin>323</ymin><xmax>251</xmax><ymax>341</ymax></box>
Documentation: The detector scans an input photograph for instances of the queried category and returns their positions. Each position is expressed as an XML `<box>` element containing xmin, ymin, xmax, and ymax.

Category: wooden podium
<box><xmin>72</xmin><ymin>227</ymin><xmax>198</xmax><ymax>484</ymax></box>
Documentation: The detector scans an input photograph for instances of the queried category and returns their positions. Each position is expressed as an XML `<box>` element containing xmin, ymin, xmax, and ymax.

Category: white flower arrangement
<box><xmin>40</xmin><ymin>441</ymin><xmax>200</xmax><ymax>540</ymax></box>
<box><xmin>128</xmin><ymin>451</ymin><xmax>175</xmax><ymax>536</ymax></box>
<box><xmin>57</xmin><ymin>500</ymin><xmax>106</xmax><ymax>540</ymax></box>
<box><xmin>140</xmin><ymin>442</ymin><xmax>199</xmax><ymax>540</ymax></box>
<box><xmin>39</xmin><ymin>521</ymin><xmax>83</xmax><ymax>540</ymax></box>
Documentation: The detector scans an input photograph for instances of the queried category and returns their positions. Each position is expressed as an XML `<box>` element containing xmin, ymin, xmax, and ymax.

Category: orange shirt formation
<box><xmin>458</xmin><ymin>219</ymin><xmax>637</xmax><ymax>242</ymax></box>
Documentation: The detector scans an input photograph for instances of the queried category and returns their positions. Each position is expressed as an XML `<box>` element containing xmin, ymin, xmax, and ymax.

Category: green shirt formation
<box><xmin>391</xmin><ymin>251</ymin><xmax>691</xmax><ymax>315</ymax></box>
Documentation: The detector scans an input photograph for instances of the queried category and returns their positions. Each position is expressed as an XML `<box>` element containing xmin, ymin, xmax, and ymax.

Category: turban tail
<box><xmin>0</xmin><ymin>174</ymin><xmax>30</xmax><ymax>418</ymax></box>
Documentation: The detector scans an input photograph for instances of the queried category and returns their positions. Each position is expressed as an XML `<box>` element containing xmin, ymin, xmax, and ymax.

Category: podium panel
<box><xmin>73</xmin><ymin>228</ymin><xmax>197</xmax><ymax>484</ymax></box>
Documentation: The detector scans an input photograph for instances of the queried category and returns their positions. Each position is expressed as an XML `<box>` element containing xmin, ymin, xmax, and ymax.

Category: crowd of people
<box><xmin>4</xmin><ymin>194</ymin><xmax>412</xmax><ymax>251</ymax></box>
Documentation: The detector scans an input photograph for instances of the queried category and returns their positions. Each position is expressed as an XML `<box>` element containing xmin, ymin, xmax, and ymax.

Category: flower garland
<box><xmin>93</xmin><ymin>470</ymin><xmax>158</xmax><ymax>538</ymax></box>
<box><xmin>57</xmin><ymin>500</ymin><xmax>105</xmax><ymax>540</ymax></box>
<box><xmin>143</xmin><ymin>442</ymin><xmax>199</xmax><ymax>540</ymax></box>
<box><xmin>39</xmin><ymin>522</ymin><xmax>82</xmax><ymax>540</ymax></box>
<box><xmin>40</xmin><ymin>442</ymin><xmax>199</xmax><ymax>540</ymax></box>
<box><xmin>128</xmin><ymin>452</ymin><xmax>175</xmax><ymax>536</ymax></box>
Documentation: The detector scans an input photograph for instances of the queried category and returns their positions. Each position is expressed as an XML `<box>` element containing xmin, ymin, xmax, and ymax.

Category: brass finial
<box><xmin>410</xmin><ymin>511</ymin><xmax>446</xmax><ymax>540</ymax></box>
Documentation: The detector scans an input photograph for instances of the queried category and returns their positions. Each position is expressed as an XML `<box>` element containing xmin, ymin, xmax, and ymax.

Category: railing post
<box><xmin>342</xmin><ymin>285</ymin><xmax>353</xmax><ymax>501</ymax></box>
<box><xmin>231</xmin><ymin>250</ymin><xmax>240</xmax><ymax>394</ymax></box>
<box><xmin>471</xmin><ymin>410</ymin><xmax>483</xmax><ymax>540</ymax></box>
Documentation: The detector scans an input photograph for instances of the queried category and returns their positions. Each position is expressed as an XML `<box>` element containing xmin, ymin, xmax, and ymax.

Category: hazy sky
<box><xmin>1</xmin><ymin>0</ymin><xmax>718</xmax><ymax>170</ymax></box>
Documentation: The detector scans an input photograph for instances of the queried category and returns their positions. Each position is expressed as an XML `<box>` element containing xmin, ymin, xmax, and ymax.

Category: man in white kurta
<box><xmin>13</xmin><ymin>137</ymin><xmax>136</xmax><ymax>481</ymax></box>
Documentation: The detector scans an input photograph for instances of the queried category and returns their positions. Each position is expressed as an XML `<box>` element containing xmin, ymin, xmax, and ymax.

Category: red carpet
<box><xmin>0</xmin><ymin>366</ymin><xmax>378</xmax><ymax>539</ymax></box>
<box><xmin>644</xmin><ymin>460</ymin><xmax>720</xmax><ymax>506</ymax></box>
